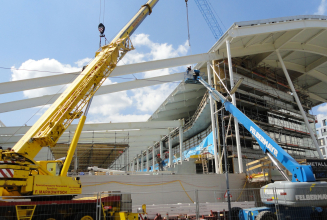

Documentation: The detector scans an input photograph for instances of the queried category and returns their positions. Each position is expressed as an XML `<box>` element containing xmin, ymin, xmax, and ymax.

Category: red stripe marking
<box><xmin>0</xmin><ymin>195</ymin><xmax>121</xmax><ymax>206</ymax></box>
<box><xmin>0</xmin><ymin>169</ymin><xmax>8</xmax><ymax>178</ymax></box>
<box><xmin>6</xmin><ymin>169</ymin><xmax>13</xmax><ymax>178</ymax></box>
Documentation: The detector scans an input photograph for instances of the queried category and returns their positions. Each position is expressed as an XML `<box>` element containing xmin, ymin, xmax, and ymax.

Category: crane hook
<box><xmin>98</xmin><ymin>23</ymin><xmax>105</xmax><ymax>37</ymax></box>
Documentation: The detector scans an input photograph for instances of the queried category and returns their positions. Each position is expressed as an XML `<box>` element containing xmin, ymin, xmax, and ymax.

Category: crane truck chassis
<box><xmin>0</xmin><ymin>192</ymin><xmax>141</xmax><ymax>220</ymax></box>
<box><xmin>0</xmin><ymin>0</ymin><xmax>159</xmax><ymax>219</ymax></box>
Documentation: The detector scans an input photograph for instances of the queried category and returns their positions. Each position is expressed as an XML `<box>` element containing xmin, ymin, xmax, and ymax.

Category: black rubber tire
<box><xmin>256</xmin><ymin>211</ymin><xmax>277</xmax><ymax>220</ymax></box>
<box><xmin>230</xmin><ymin>207</ymin><xmax>242</xmax><ymax>220</ymax></box>
<box><xmin>74</xmin><ymin>212</ymin><xmax>96</xmax><ymax>220</ymax></box>
<box><xmin>310</xmin><ymin>209</ymin><xmax>327</xmax><ymax>220</ymax></box>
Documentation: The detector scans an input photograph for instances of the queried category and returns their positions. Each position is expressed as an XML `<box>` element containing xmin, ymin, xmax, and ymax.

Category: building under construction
<box><xmin>2</xmin><ymin>0</ymin><xmax>327</xmax><ymax>218</ymax></box>
<box><xmin>1</xmin><ymin>15</ymin><xmax>327</xmax><ymax>179</ymax></box>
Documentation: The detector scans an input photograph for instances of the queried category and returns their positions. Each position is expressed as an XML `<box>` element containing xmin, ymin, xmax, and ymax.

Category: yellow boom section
<box><xmin>12</xmin><ymin>0</ymin><xmax>159</xmax><ymax>160</ymax></box>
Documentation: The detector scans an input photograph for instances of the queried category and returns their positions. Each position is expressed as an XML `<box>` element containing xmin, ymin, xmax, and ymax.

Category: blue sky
<box><xmin>0</xmin><ymin>0</ymin><xmax>327</xmax><ymax>127</ymax></box>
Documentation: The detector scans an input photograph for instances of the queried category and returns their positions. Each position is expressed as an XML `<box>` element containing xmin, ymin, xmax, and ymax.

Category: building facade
<box><xmin>317</xmin><ymin>117</ymin><xmax>327</xmax><ymax>159</ymax></box>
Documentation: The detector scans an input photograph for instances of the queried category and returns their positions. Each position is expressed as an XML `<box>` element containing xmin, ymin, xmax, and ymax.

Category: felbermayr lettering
<box><xmin>296</xmin><ymin>194</ymin><xmax>327</xmax><ymax>200</ymax></box>
<box><xmin>250</xmin><ymin>126</ymin><xmax>278</xmax><ymax>157</ymax></box>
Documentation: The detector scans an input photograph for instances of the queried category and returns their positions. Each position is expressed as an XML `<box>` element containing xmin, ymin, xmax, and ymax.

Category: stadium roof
<box><xmin>1</xmin><ymin>15</ymin><xmax>327</xmax><ymax>168</ymax></box>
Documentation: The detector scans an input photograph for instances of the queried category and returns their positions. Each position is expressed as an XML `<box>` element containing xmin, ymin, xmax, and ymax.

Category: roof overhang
<box><xmin>195</xmin><ymin>15</ymin><xmax>327</xmax><ymax>106</ymax></box>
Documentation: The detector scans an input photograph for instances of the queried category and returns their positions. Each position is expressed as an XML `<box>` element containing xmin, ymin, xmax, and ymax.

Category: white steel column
<box><xmin>207</xmin><ymin>62</ymin><xmax>220</xmax><ymax>174</ymax></box>
<box><xmin>160</xmin><ymin>139</ymin><xmax>163</xmax><ymax>159</ymax></box>
<box><xmin>226</xmin><ymin>39</ymin><xmax>243</xmax><ymax>173</ymax></box>
<box><xmin>146</xmin><ymin>148</ymin><xmax>149</xmax><ymax>172</ymax></box>
<box><xmin>276</xmin><ymin>50</ymin><xmax>324</xmax><ymax>159</ymax></box>
<box><xmin>152</xmin><ymin>146</ymin><xmax>155</xmax><ymax>171</ymax></box>
<box><xmin>136</xmin><ymin>155</ymin><xmax>139</xmax><ymax>172</ymax></box>
<box><xmin>179</xmin><ymin>119</ymin><xmax>184</xmax><ymax>164</ymax></box>
<box><xmin>141</xmin><ymin>152</ymin><xmax>144</xmax><ymax>172</ymax></box>
<box><xmin>168</xmin><ymin>132</ymin><xmax>172</xmax><ymax>167</ymax></box>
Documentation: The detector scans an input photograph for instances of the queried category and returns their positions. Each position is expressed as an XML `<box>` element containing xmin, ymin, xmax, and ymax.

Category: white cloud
<box><xmin>121</xmin><ymin>33</ymin><xmax>189</xmax><ymax>66</ymax></box>
<box><xmin>11</xmin><ymin>58</ymin><xmax>81</xmax><ymax>98</ymax></box>
<box><xmin>132</xmin><ymin>83</ymin><xmax>176</xmax><ymax>113</ymax></box>
<box><xmin>75</xmin><ymin>58</ymin><xmax>92</xmax><ymax>68</ymax></box>
<box><xmin>11</xmin><ymin>58</ymin><xmax>80</xmax><ymax>81</ymax></box>
<box><xmin>315</xmin><ymin>0</ymin><xmax>327</xmax><ymax>15</ymax></box>
<box><xmin>9</xmin><ymin>33</ymin><xmax>189</xmax><ymax>124</ymax></box>
<box><xmin>316</xmin><ymin>103</ymin><xmax>327</xmax><ymax>128</ymax></box>
<box><xmin>318</xmin><ymin>103</ymin><xmax>327</xmax><ymax>112</ymax></box>
<box><xmin>88</xmin><ymin>91</ymin><xmax>133</xmax><ymax>116</ymax></box>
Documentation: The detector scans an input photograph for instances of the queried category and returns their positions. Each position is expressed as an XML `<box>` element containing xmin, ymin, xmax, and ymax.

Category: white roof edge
<box><xmin>234</xmin><ymin>15</ymin><xmax>327</xmax><ymax>28</ymax></box>
<box><xmin>195</xmin><ymin>15</ymin><xmax>327</xmax><ymax>70</ymax></box>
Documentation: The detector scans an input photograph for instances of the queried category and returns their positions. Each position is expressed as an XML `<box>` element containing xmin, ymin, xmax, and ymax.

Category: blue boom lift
<box><xmin>191</xmin><ymin>74</ymin><xmax>327</xmax><ymax>220</ymax></box>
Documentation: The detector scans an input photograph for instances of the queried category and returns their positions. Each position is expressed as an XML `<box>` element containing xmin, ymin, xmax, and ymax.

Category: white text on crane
<box><xmin>250</xmin><ymin>126</ymin><xmax>278</xmax><ymax>157</ymax></box>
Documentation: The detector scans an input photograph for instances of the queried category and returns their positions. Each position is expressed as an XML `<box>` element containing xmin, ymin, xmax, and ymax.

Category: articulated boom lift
<box><xmin>0</xmin><ymin>0</ymin><xmax>159</xmax><ymax>197</ymax></box>
<box><xmin>194</xmin><ymin>75</ymin><xmax>327</xmax><ymax>219</ymax></box>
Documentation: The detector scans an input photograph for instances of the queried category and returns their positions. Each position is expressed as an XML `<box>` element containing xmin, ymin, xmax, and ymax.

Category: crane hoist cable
<box><xmin>185</xmin><ymin>0</ymin><xmax>194</xmax><ymax>69</ymax></box>
<box><xmin>185</xmin><ymin>0</ymin><xmax>191</xmax><ymax>47</ymax></box>
<box><xmin>98</xmin><ymin>0</ymin><xmax>107</xmax><ymax>47</ymax></box>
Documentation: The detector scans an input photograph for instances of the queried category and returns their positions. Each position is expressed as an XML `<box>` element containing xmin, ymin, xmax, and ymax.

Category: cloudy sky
<box><xmin>0</xmin><ymin>0</ymin><xmax>327</xmax><ymax>127</ymax></box>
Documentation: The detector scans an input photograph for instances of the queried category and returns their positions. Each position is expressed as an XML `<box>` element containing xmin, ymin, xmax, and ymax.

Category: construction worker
<box><xmin>185</xmin><ymin>66</ymin><xmax>192</xmax><ymax>80</ymax></box>
<box><xmin>193</xmin><ymin>69</ymin><xmax>200</xmax><ymax>80</ymax></box>
<box><xmin>156</xmin><ymin>154</ymin><xmax>163</xmax><ymax>171</ymax></box>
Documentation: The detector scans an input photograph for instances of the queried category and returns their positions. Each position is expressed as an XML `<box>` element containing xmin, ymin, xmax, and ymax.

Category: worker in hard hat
<box><xmin>185</xmin><ymin>66</ymin><xmax>192</xmax><ymax>80</ymax></box>
<box><xmin>156</xmin><ymin>154</ymin><xmax>163</xmax><ymax>171</ymax></box>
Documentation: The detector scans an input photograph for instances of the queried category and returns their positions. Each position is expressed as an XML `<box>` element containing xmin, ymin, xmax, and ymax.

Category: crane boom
<box><xmin>0</xmin><ymin>0</ymin><xmax>159</xmax><ymax>197</ymax></box>
<box><xmin>12</xmin><ymin>0</ymin><xmax>158</xmax><ymax>160</ymax></box>
<box><xmin>196</xmin><ymin>76</ymin><xmax>315</xmax><ymax>182</ymax></box>
<box><xmin>195</xmin><ymin>75</ymin><xmax>327</xmax><ymax>207</ymax></box>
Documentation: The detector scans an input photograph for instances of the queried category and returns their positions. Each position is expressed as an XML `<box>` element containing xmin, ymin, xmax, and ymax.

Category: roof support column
<box><xmin>179</xmin><ymin>119</ymin><xmax>185</xmax><ymax>164</ymax></box>
<box><xmin>136</xmin><ymin>155</ymin><xmax>139</xmax><ymax>172</ymax></box>
<box><xmin>276</xmin><ymin>50</ymin><xmax>324</xmax><ymax>159</ymax></box>
<box><xmin>141</xmin><ymin>152</ymin><xmax>144</xmax><ymax>172</ymax></box>
<box><xmin>133</xmin><ymin>160</ymin><xmax>136</xmax><ymax>171</ymax></box>
<box><xmin>207</xmin><ymin>62</ymin><xmax>220</xmax><ymax>174</ymax></box>
<box><xmin>146</xmin><ymin>148</ymin><xmax>149</xmax><ymax>172</ymax></box>
<box><xmin>160</xmin><ymin>139</ymin><xmax>163</xmax><ymax>160</ymax></box>
<box><xmin>226</xmin><ymin>39</ymin><xmax>243</xmax><ymax>173</ymax></box>
<box><xmin>168</xmin><ymin>132</ymin><xmax>172</xmax><ymax>167</ymax></box>
<box><xmin>152</xmin><ymin>146</ymin><xmax>155</xmax><ymax>171</ymax></box>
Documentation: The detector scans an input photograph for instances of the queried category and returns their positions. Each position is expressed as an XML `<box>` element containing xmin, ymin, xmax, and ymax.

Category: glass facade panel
<box><xmin>318</xmin><ymin>138</ymin><xmax>325</xmax><ymax>146</ymax></box>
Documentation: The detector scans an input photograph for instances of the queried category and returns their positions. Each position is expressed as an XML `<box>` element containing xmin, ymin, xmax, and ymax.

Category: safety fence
<box><xmin>0</xmin><ymin>187</ymin><xmax>325</xmax><ymax>219</ymax></box>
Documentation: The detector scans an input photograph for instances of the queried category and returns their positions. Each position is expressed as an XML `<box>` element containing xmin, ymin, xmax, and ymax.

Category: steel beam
<box><xmin>179</xmin><ymin>121</ymin><xmax>184</xmax><ymax>165</ymax></box>
<box><xmin>207</xmin><ymin>62</ymin><xmax>219</xmax><ymax>174</ymax></box>
<box><xmin>276</xmin><ymin>50</ymin><xmax>324</xmax><ymax>159</ymax></box>
<box><xmin>168</xmin><ymin>133</ymin><xmax>172</xmax><ymax>167</ymax></box>
<box><xmin>0</xmin><ymin>73</ymin><xmax>184</xmax><ymax>113</ymax></box>
<box><xmin>226</xmin><ymin>39</ymin><xmax>243</xmax><ymax>173</ymax></box>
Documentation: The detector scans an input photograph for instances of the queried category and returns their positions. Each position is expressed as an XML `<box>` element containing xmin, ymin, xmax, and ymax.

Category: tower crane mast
<box><xmin>193</xmin><ymin>0</ymin><xmax>223</xmax><ymax>40</ymax></box>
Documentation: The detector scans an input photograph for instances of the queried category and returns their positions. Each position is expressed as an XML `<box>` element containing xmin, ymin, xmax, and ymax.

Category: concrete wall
<box><xmin>80</xmin><ymin>173</ymin><xmax>246</xmax><ymax>205</ymax></box>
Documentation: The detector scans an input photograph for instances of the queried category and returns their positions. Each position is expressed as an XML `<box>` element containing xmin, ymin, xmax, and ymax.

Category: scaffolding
<box><xmin>131</xmin><ymin>57</ymin><xmax>319</xmax><ymax>174</ymax></box>
<box><xmin>212</xmin><ymin>58</ymin><xmax>319</xmax><ymax>165</ymax></box>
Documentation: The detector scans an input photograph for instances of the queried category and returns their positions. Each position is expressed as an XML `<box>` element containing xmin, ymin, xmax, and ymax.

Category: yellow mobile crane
<box><xmin>0</xmin><ymin>0</ymin><xmax>159</xmax><ymax>197</ymax></box>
